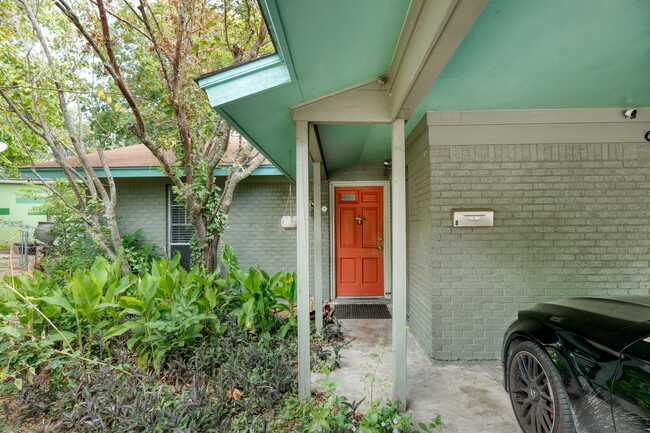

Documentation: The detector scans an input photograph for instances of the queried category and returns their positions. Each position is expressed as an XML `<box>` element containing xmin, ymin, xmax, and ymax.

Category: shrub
<box><xmin>221</xmin><ymin>244</ymin><xmax>298</xmax><ymax>338</ymax></box>
<box><xmin>121</xmin><ymin>229</ymin><xmax>163</xmax><ymax>276</ymax></box>
<box><xmin>2</xmin><ymin>246</ymin><xmax>429</xmax><ymax>433</ymax></box>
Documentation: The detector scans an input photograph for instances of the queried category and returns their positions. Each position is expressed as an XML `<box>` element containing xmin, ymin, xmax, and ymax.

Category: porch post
<box><xmin>313</xmin><ymin>161</ymin><xmax>324</xmax><ymax>333</ymax></box>
<box><xmin>296</xmin><ymin>121</ymin><xmax>311</xmax><ymax>400</ymax></box>
<box><xmin>391</xmin><ymin>118</ymin><xmax>407</xmax><ymax>407</ymax></box>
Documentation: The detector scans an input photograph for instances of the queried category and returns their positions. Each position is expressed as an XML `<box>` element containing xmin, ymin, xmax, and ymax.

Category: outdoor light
<box><xmin>624</xmin><ymin>108</ymin><xmax>637</xmax><ymax>119</ymax></box>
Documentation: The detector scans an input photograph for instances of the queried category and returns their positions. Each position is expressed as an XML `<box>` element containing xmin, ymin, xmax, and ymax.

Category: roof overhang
<box><xmin>198</xmin><ymin>0</ymin><xmax>487</xmax><ymax>179</ymax></box>
<box><xmin>198</xmin><ymin>0</ymin><xmax>650</xmax><ymax>179</ymax></box>
<box><xmin>199</xmin><ymin>54</ymin><xmax>291</xmax><ymax>108</ymax></box>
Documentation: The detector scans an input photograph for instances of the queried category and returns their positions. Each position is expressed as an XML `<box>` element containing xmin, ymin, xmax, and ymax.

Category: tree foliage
<box><xmin>0</xmin><ymin>0</ymin><xmax>273</xmax><ymax>271</ymax></box>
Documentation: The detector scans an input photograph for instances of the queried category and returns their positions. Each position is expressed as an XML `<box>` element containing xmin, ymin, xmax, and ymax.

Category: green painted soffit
<box><xmin>407</xmin><ymin>0</ymin><xmax>650</xmax><ymax>134</ymax></box>
<box><xmin>318</xmin><ymin>124</ymin><xmax>392</xmax><ymax>173</ymax></box>
<box><xmin>18</xmin><ymin>166</ymin><xmax>282</xmax><ymax>179</ymax></box>
<box><xmin>201</xmin><ymin>0</ymin><xmax>411</xmax><ymax>179</ymax></box>
<box><xmin>202</xmin><ymin>0</ymin><xmax>650</xmax><ymax>178</ymax></box>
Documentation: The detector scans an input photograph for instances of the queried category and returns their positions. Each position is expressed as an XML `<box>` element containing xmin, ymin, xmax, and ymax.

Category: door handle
<box><xmin>377</xmin><ymin>246</ymin><xmax>383</xmax><ymax>250</ymax></box>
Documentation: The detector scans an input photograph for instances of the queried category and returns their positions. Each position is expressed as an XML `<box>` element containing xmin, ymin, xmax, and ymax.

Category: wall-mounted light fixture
<box><xmin>624</xmin><ymin>108</ymin><xmax>638</xmax><ymax>119</ymax></box>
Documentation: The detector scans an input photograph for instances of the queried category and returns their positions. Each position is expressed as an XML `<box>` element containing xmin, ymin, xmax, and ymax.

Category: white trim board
<box><xmin>426</xmin><ymin>108</ymin><xmax>650</xmax><ymax>145</ymax></box>
<box><xmin>328</xmin><ymin>180</ymin><xmax>392</xmax><ymax>300</ymax></box>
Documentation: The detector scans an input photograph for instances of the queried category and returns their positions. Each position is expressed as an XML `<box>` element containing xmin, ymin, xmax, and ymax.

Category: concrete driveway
<box><xmin>312</xmin><ymin>318</ymin><xmax>521</xmax><ymax>433</ymax></box>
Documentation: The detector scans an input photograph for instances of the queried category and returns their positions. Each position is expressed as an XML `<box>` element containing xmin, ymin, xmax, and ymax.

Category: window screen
<box><xmin>169</xmin><ymin>193</ymin><xmax>193</xmax><ymax>244</ymax></box>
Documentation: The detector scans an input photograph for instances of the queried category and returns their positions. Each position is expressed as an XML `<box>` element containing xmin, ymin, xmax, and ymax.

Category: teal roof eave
<box><xmin>216</xmin><ymin>107</ymin><xmax>292</xmax><ymax>180</ymax></box>
<box><xmin>198</xmin><ymin>54</ymin><xmax>292</xmax><ymax>107</ymax></box>
<box><xmin>197</xmin><ymin>0</ymin><xmax>412</xmax><ymax>179</ymax></box>
<box><xmin>18</xmin><ymin>165</ymin><xmax>282</xmax><ymax>179</ymax></box>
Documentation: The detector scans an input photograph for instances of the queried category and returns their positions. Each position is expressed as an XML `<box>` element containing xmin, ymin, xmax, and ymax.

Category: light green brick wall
<box><xmin>222</xmin><ymin>177</ymin><xmax>331</xmax><ymax>301</ymax></box>
<box><xmin>115</xmin><ymin>178</ymin><xmax>168</xmax><ymax>253</ymax></box>
<box><xmin>406</xmin><ymin>131</ymin><xmax>434</xmax><ymax>356</ymax></box>
<box><xmin>115</xmin><ymin>176</ymin><xmax>332</xmax><ymax>301</ymax></box>
<box><xmin>413</xmin><ymin>141</ymin><xmax>650</xmax><ymax>360</ymax></box>
<box><xmin>222</xmin><ymin>179</ymin><xmax>297</xmax><ymax>274</ymax></box>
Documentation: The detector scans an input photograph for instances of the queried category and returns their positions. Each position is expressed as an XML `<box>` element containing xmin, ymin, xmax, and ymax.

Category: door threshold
<box><xmin>331</xmin><ymin>297</ymin><xmax>390</xmax><ymax>305</ymax></box>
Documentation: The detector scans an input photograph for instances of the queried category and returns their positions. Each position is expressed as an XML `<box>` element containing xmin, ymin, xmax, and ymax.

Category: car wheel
<box><xmin>507</xmin><ymin>341</ymin><xmax>576</xmax><ymax>433</ymax></box>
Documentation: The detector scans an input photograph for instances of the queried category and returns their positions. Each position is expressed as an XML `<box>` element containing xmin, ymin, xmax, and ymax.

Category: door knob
<box><xmin>377</xmin><ymin>246</ymin><xmax>383</xmax><ymax>250</ymax></box>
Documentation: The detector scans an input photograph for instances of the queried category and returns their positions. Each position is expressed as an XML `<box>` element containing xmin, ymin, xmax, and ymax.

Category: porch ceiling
<box><xmin>199</xmin><ymin>0</ymin><xmax>650</xmax><ymax>179</ymax></box>
<box><xmin>317</xmin><ymin>124</ymin><xmax>392</xmax><ymax>173</ymax></box>
<box><xmin>201</xmin><ymin>0</ymin><xmax>411</xmax><ymax>178</ymax></box>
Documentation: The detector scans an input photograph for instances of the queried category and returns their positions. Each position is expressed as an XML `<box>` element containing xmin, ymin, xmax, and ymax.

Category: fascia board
<box><xmin>19</xmin><ymin>167</ymin><xmax>165</xmax><ymax>179</ymax></box>
<box><xmin>258</xmin><ymin>0</ymin><xmax>297</xmax><ymax>81</ymax></box>
<box><xmin>292</xmin><ymin>81</ymin><xmax>390</xmax><ymax>124</ymax></box>
<box><xmin>18</xmin><ymin>164</ymin><xmax>281</xmax><ymax>179</ymax></box>
<box><xmin>197</xmin><ymin>0</ymin><xmax>299</xmax><ymax>108</ymax></box>
<box><xmin>387</xmin><ymin>0</ymin><xmax>489</xmax><ymax>121</ymax></box>
<box><xmin>198</xmin><ymin>54</ymin><xmax>291</xmax><ymax>106</ymax></box>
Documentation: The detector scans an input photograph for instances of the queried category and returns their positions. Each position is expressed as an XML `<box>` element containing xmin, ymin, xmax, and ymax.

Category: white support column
<box><xmin>313</xmin><ymin>161</ymin><xmax>324</xmax><ymax>333</ymax></box>
<box><xmin>296</xmin><ymin>121</ymin><xmax>311</xmax><ymax>400</ymax></box>
<box><xmin>391</xmin><ymin>118</ymin><xmax>407</xmax><ymax>407</ymax></box>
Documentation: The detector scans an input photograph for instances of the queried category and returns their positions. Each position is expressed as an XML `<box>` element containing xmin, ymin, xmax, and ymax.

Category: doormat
<box><xmin>334</xmin><ymin>304</ymin><xmax>392</xmax><ymax>319</ymax></box>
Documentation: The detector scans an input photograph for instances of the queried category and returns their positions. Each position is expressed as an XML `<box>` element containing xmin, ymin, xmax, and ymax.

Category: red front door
<box><xmin>335</xmin><ymin>186</ymin><xmax>384</xmax><ymax>297</ymax></box>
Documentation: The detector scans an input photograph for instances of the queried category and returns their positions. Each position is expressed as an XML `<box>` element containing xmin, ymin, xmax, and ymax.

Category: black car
<box><xmin>502</xmin><ymin>296</ymin><xmax>650</xmax><ymax>433</ymax></box>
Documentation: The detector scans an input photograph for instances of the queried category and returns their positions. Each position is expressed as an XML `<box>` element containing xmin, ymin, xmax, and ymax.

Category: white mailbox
<box><xmin>452</xmin><ymin>209</ymin><xmax>494</xmax><ymax>227</ymax></box>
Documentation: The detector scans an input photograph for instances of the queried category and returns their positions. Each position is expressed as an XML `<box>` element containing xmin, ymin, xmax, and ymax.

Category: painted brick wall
<box><xmin>406</xmin><ymin>144</ymin><xmax>434</xmax><ymax>356</ymax></box>
<box><xmin>223</xmin><ymin>178</ymin><xmax>331</xmax><ymax>300</ymax></box>
<box><xmin>115</xmin><ymin>178</ymin><xmax>168</xmax><ymax>253</ymax></box>
<box><xmin>421</xmin><ymin>142</ymin><xmax>650</xmax><ymax>360</ymax></box>
<box><xmin>222</xmin><ymin>180</ymin><xmax>297</xmax><ymax>273</ymax></box>
<box><xmin>116</xmin><ymin>176</ymin><xmax>332</xmax><ymax>301</ymax></box>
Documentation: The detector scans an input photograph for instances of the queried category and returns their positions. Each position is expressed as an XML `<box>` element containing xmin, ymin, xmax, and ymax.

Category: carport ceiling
<box><xmin>408</xmin><ymin>0</ymin><xmax>650</xmax><ymax>134</ymax></box>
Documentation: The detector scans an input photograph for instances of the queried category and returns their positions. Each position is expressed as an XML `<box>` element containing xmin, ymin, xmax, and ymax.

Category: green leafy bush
<box><xmin>103</xmin><ymin>255</ymin><xmax>226</xmax><ymax>369</ymax></box>
<box><xmin>0</xmin><ymin>245</ymin><xmax>438</xmax><ymax>433</ymax></box>
<box><xmin>221</xmin><ymin>244</ymin><xmax>298</xmax><ymax>337</ymax></box>
<box><xmin>3</xmin><ymin>254</ymin><xmax>132</xmax><ymax>356</ymax></box>
<box><xmin>121</xmin><ymin>229</ymin><xmax>163</xmax><ymax>275</ymax></box>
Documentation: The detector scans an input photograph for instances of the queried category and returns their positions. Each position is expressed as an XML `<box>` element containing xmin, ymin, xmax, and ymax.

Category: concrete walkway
<box><xmin>312</xmin><ymin>318</ymin><xmax>521</xmax><ymax>433</ymax></box>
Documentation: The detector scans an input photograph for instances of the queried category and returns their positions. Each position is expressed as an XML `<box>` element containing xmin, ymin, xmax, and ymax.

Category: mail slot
<box><xmin>452</xmin><ymin>209</ymin><xmax>494</xmax><ymax>227</ymax></box>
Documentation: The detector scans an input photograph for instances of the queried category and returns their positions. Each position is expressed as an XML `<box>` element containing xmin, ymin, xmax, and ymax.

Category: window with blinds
<box><xmin>169</xmin><ymin>192</ymin><xmax>193</xmax><ymax>244</ymax></box>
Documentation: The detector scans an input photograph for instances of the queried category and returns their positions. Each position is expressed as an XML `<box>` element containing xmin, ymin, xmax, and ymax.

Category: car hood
<box><xmin>520</xmin><ymin>296</ymin><xmax>650</xmax><ymax>353</ymax></box>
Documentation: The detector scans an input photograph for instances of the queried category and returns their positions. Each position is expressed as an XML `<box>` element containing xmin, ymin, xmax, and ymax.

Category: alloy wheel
<box><xmin>510</xmin><ymin>350</ymin><xmax>556</xmax><ymax>433</ymax></box>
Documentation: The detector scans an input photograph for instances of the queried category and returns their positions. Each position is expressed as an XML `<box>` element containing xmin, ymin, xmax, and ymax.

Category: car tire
<box><xmin>507</xmin><ymin>340</ymin><xmax>576</xmax><ymax>433</ymax></box>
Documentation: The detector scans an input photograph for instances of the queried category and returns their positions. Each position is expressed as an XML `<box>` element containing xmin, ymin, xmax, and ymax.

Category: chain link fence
<box><xmin>0</xmin><ymin>222</ymin><xmax>53</xmax><ymax>276</ymax></box>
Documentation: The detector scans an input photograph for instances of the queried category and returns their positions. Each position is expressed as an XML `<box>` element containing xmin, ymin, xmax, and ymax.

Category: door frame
<box><xmin>329</xmin><ymin>180</ymin><xmax>392</xmax><ymax>299</ymax></box>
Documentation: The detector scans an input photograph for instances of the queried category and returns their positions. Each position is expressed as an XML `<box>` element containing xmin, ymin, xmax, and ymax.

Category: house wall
<box><xmin>115</xmin><ymin>178</ymin><xmax>169</xmax><ymax>253</ymax></box>
<box><xmin>0</xmin><ymin>182</ymin><xmax>48</xmax><ymax>246</ymax></box>
<box><xmin>0</xmin><ymin>182</ymin><xmax>47</xmax><ymax>226</ymax></box>
<box><xmin>222</xmin><ymin>177</ymin><xmax>298</xmax><ymax>273</ymax></box>
<box><xmin>115</xmin><ymin>176</ymin><xmax>332</xmax><ymax>301</ymax></box>
<box><xmin>406</xmin><ymin>125</ymin><xmax>434</xmax><ymax>355</ymax></box>
<box><xmin>221</xmin><ymin>176</ymin><xmax>331</xmax><ymax>301</ymax></box>
<box><xmin>408</xmin><ymin>109</ymin><xmax>650</xmax><ymax>360</ymax></box>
